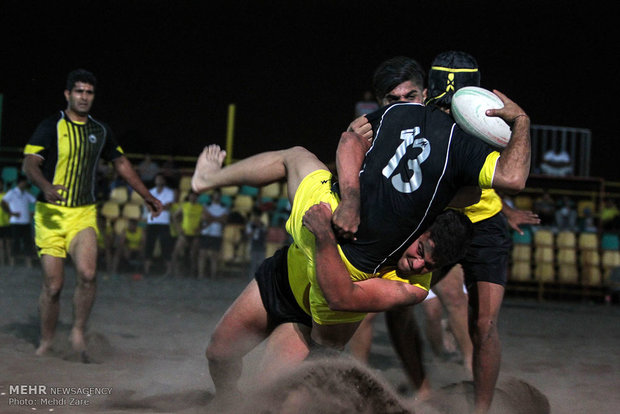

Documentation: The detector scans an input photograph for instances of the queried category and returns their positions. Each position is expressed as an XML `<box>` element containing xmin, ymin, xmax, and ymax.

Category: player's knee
<box><xmin>44</xmin><ymin>278</ymin><xmax>64</xmax><ymax>298</ymax></box>
<box><xmin>442</xmin><ymin>290</ymin><xmax>468</xmax><ymax>309</ymax></box>
<box><xmin>206</xmin><ymin>335</ymin><xmax>229</xmax><ymax>362</ymax></box>
<box><xmin>76</xmin><ymin>265</ymin><xmax>97</xmax><ymax>283</ymax></box>
<box><xmin>474</xmin><ymin>317</ymin><xmax>498</xmax><ymax>342</ymax></box>
<box><xmin>423</xmin><ymin>301</ymin><xmax>442</xmax><ymax>321</ymax></box>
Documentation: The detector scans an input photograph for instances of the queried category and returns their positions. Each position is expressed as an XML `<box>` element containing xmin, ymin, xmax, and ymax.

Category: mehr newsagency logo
<box><xmin>3</xmin><ymin>384</ymin><xmax>113</xmax><ymax>409</ymax></box>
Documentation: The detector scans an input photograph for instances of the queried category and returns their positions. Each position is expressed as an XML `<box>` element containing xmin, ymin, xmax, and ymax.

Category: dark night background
<box><xmin>1</xmin><ymin>1</ymin><xmax>617</xmax><ymax>179</ymax></box>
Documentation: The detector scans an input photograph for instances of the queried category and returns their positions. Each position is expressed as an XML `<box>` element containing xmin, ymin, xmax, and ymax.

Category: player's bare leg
<box><xmin>349</xmin><ymin>312</ymin><xmax>377</xmax><ymax>362</ymax></box>
<box><xmin>433</xmin><ymin>265</ymin><xmax>473</xmax><ymax>372</ymax></box>
<box><xmin>260</xmin><ymin>322</ymin><xmax>312</xmax><ymax>383</ymax></box>
<box><xmin>191</xmin><ymin>144</ymin><xmax>327</xmax><ymax>204</ymax></box>
<box><xmin>471</xmin><ymin>281</ymin><xmax>504</xmax><ymax>414</ymax></box>
<box><xmin>206</xmin><ymin>280</ymin><xmax>269</xmax><ymax>403</ymax></box>
<box><xmin>69</xmin><ymin>228</ymin><xmax>98</xmax><ymax>358</ymax></box>
<box><xmin>36</xmin><ymin>255</ymin><xmax>65</xmax><ymax>356</ymax></box>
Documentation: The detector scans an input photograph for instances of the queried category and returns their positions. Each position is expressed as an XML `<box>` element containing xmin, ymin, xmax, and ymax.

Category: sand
<box><xmin>0</xmin><ymin>263</ymin><xmax>619</xmax><ymax>413</ymax></box>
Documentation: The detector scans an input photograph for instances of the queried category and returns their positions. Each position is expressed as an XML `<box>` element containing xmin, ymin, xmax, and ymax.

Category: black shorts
<box><xmin>199</xmin><ymin>235</ymin><xmax>222</xmax><ymax>250</ymax></box>
<box><xmin>435</xmin><ymin>213</ymin><xmax>512</xmax><ymax>289</ymax></box>
<box><xmin>144</xmin><ymin>224</ymin><xmax>173</xmax><ymax>259</ymax></box>
<box><xmin>11</xmin><ymin>224</ymin><xmax>35</xmax><ymax>256</ymax></box>
<box><xmin>254</xmin><ymin>245</ymin><xmax>313</xmax><ymax>329</ymax></box>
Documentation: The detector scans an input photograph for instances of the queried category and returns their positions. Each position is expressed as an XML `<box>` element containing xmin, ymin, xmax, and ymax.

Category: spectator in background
<box><xmin>555</xmin><ymin>195</ymin><xmax>578</xmax><ymax>231</ymax></box>
<box><xmin>0</xmin><ymin>178</ymin><xmax>12</xmax><ymax>267</ymax></box>
<box><xmin>144</xmin><ymin>173</ymin><xmax>175</xmax><ymax>276</ymax></box>
<box><xmin>172</xmin><ymin>191</ymin><xmax>203</xmax><ymax>277</ymax></box>
<box><xmin>540</xmin><ymin>146</ymin><xmax>572</xmax><ymax>176</ymax></box>
<box><xmin>533</xmin><ymin>190</ymin><xmax>556</xmax><ymax>227</ymax></box>
<box><xmin>161</xmin><ymin>155</ymin><xmax>181</xmax><ymax>189</ymax></box>
<box><xmin>112</xmin><ymin>218</ymin><xmax>145</xmax><ymax>275</ymax></box>
<box><xmin>246</xmin><ymin>206</ymin><xmax>267</xmax><ymax>280</ymax></box>
<box><xmin>354</xmin><ymin>90</ymin><xmax>379</xmax><ymax>118</ymax></box>
<box><xmin>0</xmin><ymin>175</ymin><xmax>36</xmax><ymax>267</ymax></box>
<box><xmin>600</xmin><ymin>198</ymin><xmax>620</xmax><ymax>231</ymax></box>
<box><xmin>138</xmin><ymin>154</ymin><xmax>160</xmax><ymax>188</ymax></box>
<box><xmin>198</xmin><ymin>189</ymin><xmax>229</xmax><ymax>279</ymax></box>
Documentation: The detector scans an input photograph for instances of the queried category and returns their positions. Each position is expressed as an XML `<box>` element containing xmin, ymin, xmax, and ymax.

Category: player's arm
<box><xmin>501</xmin><ymin>198</ymin><xmax>540</xmax><ymax>235</ymax></box>
<box><xmin>22</xmin><ymin>155</ymin><xmax>67</xmax><ymax>204</ymax></box>
<box><xmin>488</xmin><ymin>90</ymin><xmax>531</xmax><ymax>193</ymax></box>
<box><xmin>112</xmin><ymin>156</ymin><xmax>163</xmax><ymax>216</ymax></box>
<box><xmin>304</xmin><ymin>202</ymin><xmax>428</xmax><ymax>312</ymax></box>
<box><xmin>448</xmin><ymin>186</ymin><xmax>481</xmax><ymax>208</ymax></box>
<box><xmin>332</xmin><ymin>130</ymin><xmax>372</xmax><ymax>240</ymax></box>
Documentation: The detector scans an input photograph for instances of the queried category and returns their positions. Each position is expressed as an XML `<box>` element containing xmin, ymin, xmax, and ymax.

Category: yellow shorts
<box><xmin>34</xmin><ymin>202</ymin><xmax>98</xmax><ymax>258</ymax></box>
<box><xmin>286</xmin><ymin>169</ymin><xmax>431</xmax><ymax>325</ymax></box>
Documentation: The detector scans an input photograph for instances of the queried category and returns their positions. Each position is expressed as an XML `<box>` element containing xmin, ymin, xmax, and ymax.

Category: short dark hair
<box><xmin>66</xmin><ymin>69</ymin><xmax>97</xmax><ymax>91</ymax></box>
<box><xmin>426</xmin><ymin>51</ymin><xmax>480</xmax><ymax>109</ymax></box>
<box><xmin>427</xmin><ymin>209</ymin><xmax>473</xmax><ymax>267</ymax></box>
<box><xmin>372</xmin><ymin>56</ymin><xmax>426</xmax><ymax>102</ymax></box>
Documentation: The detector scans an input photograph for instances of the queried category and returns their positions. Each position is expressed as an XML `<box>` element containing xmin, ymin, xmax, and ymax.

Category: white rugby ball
<box><xmin>451</xmin><ymin>86</ymin><xmax>511</xmax><ymax>148</ymax></box>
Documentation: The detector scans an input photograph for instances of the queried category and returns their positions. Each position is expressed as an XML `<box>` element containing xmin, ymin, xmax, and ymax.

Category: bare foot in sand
<box><xmin>35</xmin><ymin>339</ymin><xmax>53</xmax><ymax>356</ymax></box>
<box><xmin>191</xmin><ymin>145</ymin><xmax>227</xmax><ymax>193</ymax></box>
<box><xmin>70</xmin><ymin>327</ymin><xmax>87</xmax><ymax>353</ymax></box>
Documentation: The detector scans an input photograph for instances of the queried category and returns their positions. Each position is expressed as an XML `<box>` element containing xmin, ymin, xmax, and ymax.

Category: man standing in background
<box><xmin>22</xmin><ymin>69</ymin><xmax>163</xmax><ymax>359</ymax></box>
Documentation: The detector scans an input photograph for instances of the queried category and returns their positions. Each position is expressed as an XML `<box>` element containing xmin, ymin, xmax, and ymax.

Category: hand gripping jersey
<box><xmin>340</xmin><ymin>103</ymin><xmax>499</xmax><ymax>274</ymax></box>
<box><xmin>24</xmin><ymin>111</ymin><xmax>124</xmax><ymax>207</ymax></box>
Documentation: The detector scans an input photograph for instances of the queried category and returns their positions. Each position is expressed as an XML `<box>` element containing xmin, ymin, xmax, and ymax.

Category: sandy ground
<box><xmin>0</xmin><ymin>263</ymin><xmax>619</xmax><ymax>413</ymax></box>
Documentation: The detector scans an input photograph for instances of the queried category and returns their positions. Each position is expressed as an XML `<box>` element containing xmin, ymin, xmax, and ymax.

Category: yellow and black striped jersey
<box><xmin>24</xmin><ymin>111</ymin><xmax>124</xmax><ymax>207</ymax></box>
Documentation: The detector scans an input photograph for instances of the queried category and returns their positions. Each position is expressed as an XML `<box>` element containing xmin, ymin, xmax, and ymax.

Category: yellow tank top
<box><xmin>0</xmin><ymin>192</ymin><xmax>10</xmax><ymax>227</ymax></box>
<box><xmin>181</xmin><ymin>202</ymin><xmax>203</xmax><ymax>236</ymax></box>
<box><xmin>125</xmin><ymin>227</ymin><xmax>143</xmax><ymax>250</ymax></box>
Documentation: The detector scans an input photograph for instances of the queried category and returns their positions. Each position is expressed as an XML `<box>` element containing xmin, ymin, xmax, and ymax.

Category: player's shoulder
<box><xmin>87</xmin><ymin>115</ymin><xmax>112</xmax><ymax>131</ymax></box>
<box><xmin>35</xmin><ymin>111</ymin><xmax>64</xmax><ymax>128</ymax></box>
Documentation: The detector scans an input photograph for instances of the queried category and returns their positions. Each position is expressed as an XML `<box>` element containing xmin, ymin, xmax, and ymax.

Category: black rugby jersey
<box><xmin>340</xmin><ymin>103</ymin><xmax>497</xmax><ymax>273</ymax></box>
<box><xmin>24</xmin><ymin>111</ymin><xmax>124</xmax><ymax>207</ymax></box>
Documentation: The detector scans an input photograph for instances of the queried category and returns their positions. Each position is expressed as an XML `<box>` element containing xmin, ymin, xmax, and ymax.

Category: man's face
<box><xmin>64</xmin><ymin>82</ymin><xmax>95</xmax><ymax>116</ymax></box>
<box><xmin>397</xmin><ymin>232</ymin><xmax>436</xmax><ymax>275</ymax></box>
<box><xmin>380</xmin><ymin>80</ymin><xmax>427</xmax><ymax>106</ymax></box>
<box><xmin>155</xmin><ymin>175</ymin><xmax>165</xmax><ymax>187</ymax></box>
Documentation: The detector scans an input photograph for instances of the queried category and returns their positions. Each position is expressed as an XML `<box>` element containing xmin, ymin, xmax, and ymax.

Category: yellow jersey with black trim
<box><xmin>459</xmin><ymin>188</ymin><xmax>503</xmax><ymax>223</ymax></box>
<box><xmin>24</xmin><ymin>111</ymin><xmax>124</xmax><ymax>207</ymax></box>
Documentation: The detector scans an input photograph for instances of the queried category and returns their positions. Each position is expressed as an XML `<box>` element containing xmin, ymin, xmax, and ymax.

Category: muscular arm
<box><xmin>113</xmin><ymin>156</ymin><xmax>163</xmax><ymax>216</ymax></box>
<box><xmin>331</xmin><ymin>130</ymin><xmax>372</xmax><ymax>239</ymax></box>
<box><xmin>304</xmin><ymin>202</ymin><xmax>428</xmax><ymax>312</ymax></box>
<box><xmin>488</xmin><ymin>90</ymin><xmax>531</xmax><ymax>193</ymax></box>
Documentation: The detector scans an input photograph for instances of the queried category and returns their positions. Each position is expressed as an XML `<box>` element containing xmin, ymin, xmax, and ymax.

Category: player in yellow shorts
<box><xmin>22</xmin><ymin>69</ymin><xmax>162</xmax><ymax>358</ymax></box>
<box><xmin>194</xmin><ymin>82</ymin><xmax>530</xmax><ymax>397</ymax></box>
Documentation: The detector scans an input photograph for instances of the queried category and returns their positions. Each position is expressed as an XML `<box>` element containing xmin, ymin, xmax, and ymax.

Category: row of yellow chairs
<box><xmin>513</xmin><ymin>195</ymin><xmax>597</xmax><ymax>219</ymax></box>
<box><xmin>511</xmin><ymin>230</ymin><xmax>620</xmax><ymax>285</ymax></box>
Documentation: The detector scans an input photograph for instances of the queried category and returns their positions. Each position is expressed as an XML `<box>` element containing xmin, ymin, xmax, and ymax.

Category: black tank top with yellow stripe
<box><xmin>24</xmin><ymin>111</ymin><xmax>124</xmax><ymax>207</ymax></box>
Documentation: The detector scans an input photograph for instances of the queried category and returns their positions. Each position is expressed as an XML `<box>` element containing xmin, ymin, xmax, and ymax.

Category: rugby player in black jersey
<box><xmin>192</xmin><ymin>86</ymin><xmax>529</xmax><ymax>402</ymax></box>
<box><xmin>345</xmin><ymin>52</ymin><xmax>538</xmax><ymax>413</ymax></box>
